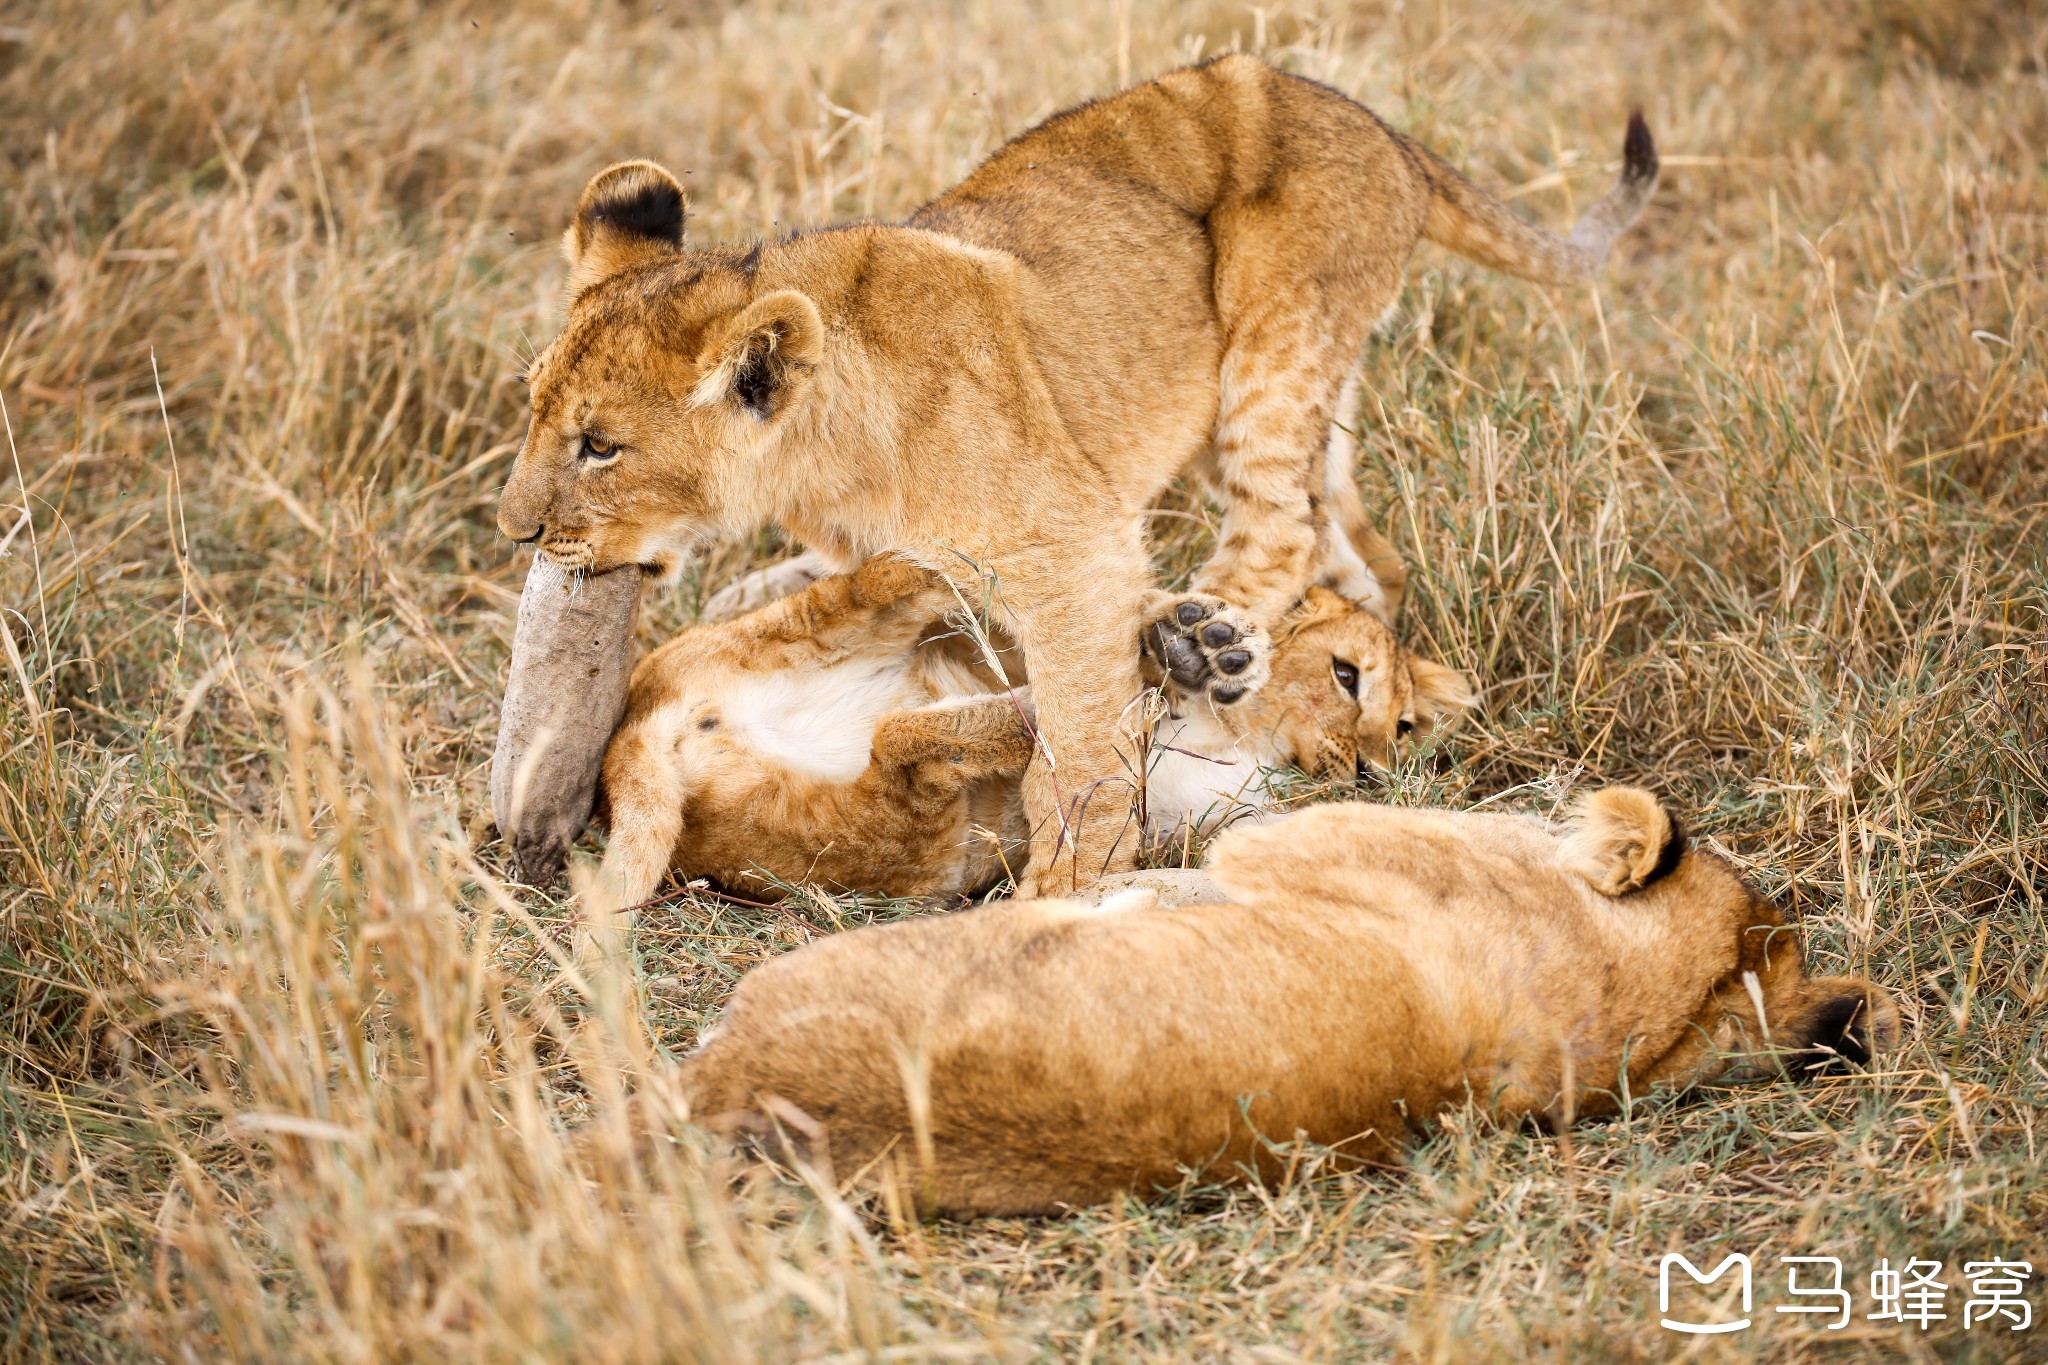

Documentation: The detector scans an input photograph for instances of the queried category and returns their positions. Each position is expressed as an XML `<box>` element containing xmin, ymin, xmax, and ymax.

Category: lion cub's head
<box><xmin>1557</xmin><ymin>787</ymin><xmax>1904</xmax><ymax>1083</ymax></box>
<box><xmin>499</xmin><ymin>162</ymin><xmax>825</xmax><ymax>578</ymax></box>
<box><xmin>1248</xmin><ymin>586</ymin><xmax>1478</xmax><ymax>779</ymax></box>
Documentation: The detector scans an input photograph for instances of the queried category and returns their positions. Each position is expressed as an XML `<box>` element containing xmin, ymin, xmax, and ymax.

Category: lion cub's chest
<box><xmin>1143</xmin><ymin>709</ymin><xmax>1288</xmax><ymax>842</ymax></box>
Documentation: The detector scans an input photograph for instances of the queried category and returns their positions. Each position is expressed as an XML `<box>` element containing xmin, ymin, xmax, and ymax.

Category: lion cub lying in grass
<box><xmin>677</xmin><ymin>788</ymin><xmax>1898</xmax><ymax>1215</ymax></box>
<box><xmin>596</xmin><ymin>553</ymin><xmax>1475</xmax><ymax>905</ymax></box>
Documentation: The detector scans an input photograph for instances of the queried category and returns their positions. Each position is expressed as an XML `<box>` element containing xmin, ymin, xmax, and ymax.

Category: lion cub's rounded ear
<box><xmin>1559</xmin><ymin>786</ymin><xmax>1685</xmax><ymax>896</ymax></box>
<box><xmin>1783</xmin><ymin>975</ymin><xmax>1900</xmax><ymax>1074</ymax></box>
<box><xmin>563</xmin><ymin>160</ymin><xmax>687</xmax><ymax>302</ymax></box>
<box><xmin>1272</xmin><ymin>585</ymin><xmax>1354</xmax><ymax>643</ymax></box>
<box><xmin>1297</xmin><ymin>584</ymin><xmax>1353</xmax><ymax>620</ymax></box>
<box><xmin>691</xmin><ymin>291</ymin><xmax>825</xmax><ymax>418</ymax></box>
<box><xmin>1406</xmin><ymin>656</ymin><xmax>1478</xmax><ymax>735</ymax></box>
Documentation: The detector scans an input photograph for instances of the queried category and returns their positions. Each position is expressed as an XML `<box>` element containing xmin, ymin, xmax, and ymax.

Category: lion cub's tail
<box><xmin>1413</xmin><ymin>112</ymin><xmax>1658</xmax><ymax>287</ymax></box>
<box><xmin>1558</xmin><ymin>785</ymin><xmax>1685</xmax><ymax>896</ymax></box>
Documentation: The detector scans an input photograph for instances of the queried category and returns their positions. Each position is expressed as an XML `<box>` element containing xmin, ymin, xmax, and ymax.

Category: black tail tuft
<box><xmin>1622</xmin><ymin>110</ymin><xmax>1658</xmax><ymax>185</ymax></box>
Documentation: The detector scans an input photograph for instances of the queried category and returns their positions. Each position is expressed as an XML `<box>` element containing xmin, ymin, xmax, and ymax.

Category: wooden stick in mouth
<box><xmin>490</xmin><ymin>557</ymin><xmax>644</xmax><ymax>884</ymax></box>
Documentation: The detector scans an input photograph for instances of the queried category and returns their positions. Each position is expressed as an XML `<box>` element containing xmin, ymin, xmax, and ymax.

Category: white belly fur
<box><xmin>721</xmin><ymin>655</ymin><xmax>925</xmax><ymax>782</ymax></box>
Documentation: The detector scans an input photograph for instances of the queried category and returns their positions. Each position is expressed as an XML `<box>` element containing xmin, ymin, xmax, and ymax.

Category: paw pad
<box><xmin>1142</xmin><ymin>595</ymin><xmax>1272</xmax><ymax>705</ymax></box>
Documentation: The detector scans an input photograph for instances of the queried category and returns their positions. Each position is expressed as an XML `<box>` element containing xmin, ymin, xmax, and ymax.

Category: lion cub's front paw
<box><xmin>1140</xmin><ymin>593</ymin><xmax>1271</xmax><ymax>705</ymax></box>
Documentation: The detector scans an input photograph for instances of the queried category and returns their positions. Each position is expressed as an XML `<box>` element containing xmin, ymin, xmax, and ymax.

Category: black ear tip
<box><xmin>591</xmin><ymin>177</ymin><xmax>687</xmax><ymax>246</ymax></box>
<box><xmin>1646</xmin><ymin>810</ymin><xmax>1687</xmax><ymax>885</ymax></box>
<box><xmin>1827</xmin><ymin>1007</ymin><xmax>1874</xmax><ymax>1067</ymax></box>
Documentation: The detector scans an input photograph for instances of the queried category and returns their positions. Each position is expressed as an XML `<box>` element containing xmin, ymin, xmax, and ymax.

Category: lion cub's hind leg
<box><xmin>726</xmin><ymin>554</ymin><xmax>958</xmax><ymax>666</ymax></box>
<box><xmin>871</xmin><ymin>696</ymin><xmax>1038</xmax><ymax>785</ymax></box>
<box><xmin>1189</xmin><ymin>325</ymin><xmax>1353</xmax><ymax>624</ymax></box>
<box><xmin>1318</xmin><ymin>372</ymin><xmax>1408</xmax><ymax>624</ymax></box>
<box><xmin>1195</xmin><ymin>95</ymin><xmax>1421</xmax><ymax>623</ymax></box>
<box><xmin>594</xmin><ymin>554</ymin><xmax>958</xmax><ymax>911</ymax></box>
<box><xmin>849</xmin><ymin>697</ymin><xmax>1038</xmax><ymax>896</ymax></box>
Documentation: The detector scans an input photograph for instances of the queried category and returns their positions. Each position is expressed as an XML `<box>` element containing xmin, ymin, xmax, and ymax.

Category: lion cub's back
<box><xmin>680</xmin><ymin>890</ymin><xmax>1455</xmax><ymax>1210</ymax></box>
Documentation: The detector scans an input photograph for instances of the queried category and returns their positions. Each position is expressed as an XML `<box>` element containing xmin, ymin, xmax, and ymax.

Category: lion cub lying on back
<box><xmin>596</xmin><ymin>554</ymin><xmax>1474</xmax><ymax>906</ymax></box>
<box><xmin>677</xmin><ymin>788</ymin><xmax>1899</xmax><ymax>1215</ymax></box>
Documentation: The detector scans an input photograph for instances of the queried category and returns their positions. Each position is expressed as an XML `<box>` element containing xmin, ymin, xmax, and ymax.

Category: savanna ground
<box><xmin>3</xmin><ymin>0</ymin><xmax>2045</xmax><ymax>1359</ymax></box>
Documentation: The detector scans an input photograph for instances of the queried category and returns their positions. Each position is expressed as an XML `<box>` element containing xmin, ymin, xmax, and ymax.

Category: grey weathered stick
<box><xmin>490</xmin><ymin>557</ymin><xmax>644</xmax><ymax>884</ymax></box>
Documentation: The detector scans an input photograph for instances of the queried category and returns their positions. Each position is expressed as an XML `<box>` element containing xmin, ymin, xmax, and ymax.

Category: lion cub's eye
<box><xmin>579</xmin><ymin>432</ymin><xmax>618</xmax><ymax>463</ymax></box>
<box><xmin>1331</xmin><ymin>659</ymin><xmax>1360</xmax><ymax>697</ymax></box>
<box><xmin>1396</xmin><ymin>717</ymin><xmax>1416</xmax><ymax>738</ymax></box>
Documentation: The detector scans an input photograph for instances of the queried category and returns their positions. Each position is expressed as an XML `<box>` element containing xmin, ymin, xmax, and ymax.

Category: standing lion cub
<box><xmin>497</xmin><ymin>54</ymin><xmax>1657</xmax><ymax>892</ymax></box>
<box><xmin>675</xmin><ymin>789</ymin><xmax>1898</xmax><ymax>1215</ymax></box>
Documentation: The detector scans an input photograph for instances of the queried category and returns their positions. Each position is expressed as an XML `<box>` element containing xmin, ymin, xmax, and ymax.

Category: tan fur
<box><xmin>1257</xmin><ymin>586</ymin><xmax>1477</xmax><ymax>775</ymax></box>
<box><xmin>500</xmin><ymin>55</ymin><xmax>1656</xmax><ymax>891</ymax></box>
<box><xmin>676</xmin><ymin>789</ymin><xmax>1898</xmax><ymax>1216</ymax></box>
<box><xmin>596</xmin><ymin>556</ymin><xmax>1015</xmax><ymax>904</ymax></box>
<box><xmin>595</xmin><ymin>562</ymin><xmax>1472</xmax><ymax>906</ymax></box>
<box><xmin>1558</xmin><ymin>786</ymin><xmax>1678</xmax><ymax>895</ymax></box>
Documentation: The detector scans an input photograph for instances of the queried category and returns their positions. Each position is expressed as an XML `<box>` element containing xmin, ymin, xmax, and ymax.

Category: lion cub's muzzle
<box><xmin>538</xmin><ymin>536</ymin><xmax>597</xmax><ymax>573</ymax></box>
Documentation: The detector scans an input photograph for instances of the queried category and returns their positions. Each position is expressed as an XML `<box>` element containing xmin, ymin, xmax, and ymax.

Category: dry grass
<box><xmin>3</xmin><ymin>0</ymin><xmax>2045</xmax><ymax>1359</ymax></box>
